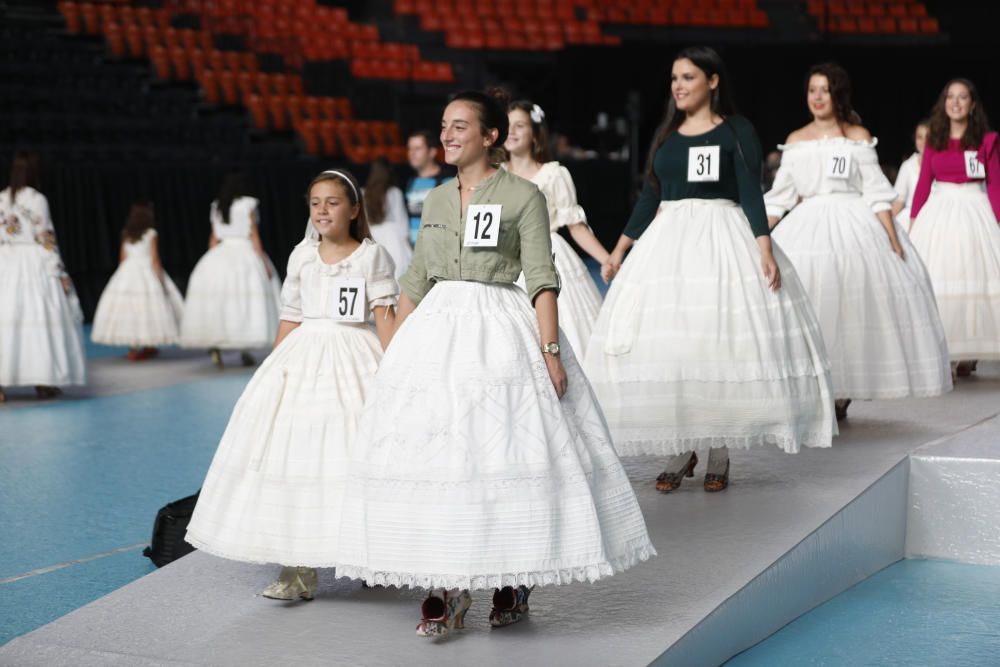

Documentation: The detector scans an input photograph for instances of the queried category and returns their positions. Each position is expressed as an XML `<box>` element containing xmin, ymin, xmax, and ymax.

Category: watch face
<box><xmin>545</xmin><ymin>342</ymin><xmax>560</xmax><ymax>354</ymax></box>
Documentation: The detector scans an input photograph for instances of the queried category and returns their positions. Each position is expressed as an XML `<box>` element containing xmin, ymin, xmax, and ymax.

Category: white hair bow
<box><xmin>530</xmin><ymin>104</ymin><xmax>545</xmax><ymax>124</ymax></box>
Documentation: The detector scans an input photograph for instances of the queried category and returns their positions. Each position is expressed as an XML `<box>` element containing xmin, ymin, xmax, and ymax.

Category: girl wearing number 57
<box><xmin>332</xmin><ymin>88</ymin><xmax>654</xmax><ymax>638</ymax></box>
<box><xmin>186</xmin><ymin>169</ymin><xmax>399</xmax><ymax>601</ymax></box>
<box><xmin>764</xmin><ymin>63</ymin><xmax>951</xmax><ymax>420</ymax></box>
<box><xmin>585</xmin><ymin>46</ymin><xmax>836</xmax><ymax>495</ymax></box>
<box><xmin>908</xmin><ymin>77</ymin><xmax>1000</xmax><ymax>376</ymax></box>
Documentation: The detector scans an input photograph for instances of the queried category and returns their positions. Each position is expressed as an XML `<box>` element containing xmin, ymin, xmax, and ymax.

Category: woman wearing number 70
<box><xmin>908</xmin><ymin>77</ymin><xmax>1000</xmax><ymax>377</ymax></box>
<box><xmin>186</xmin><ymin>169</ymin><xmax>400</xmax><ymax>601</ymax></box>
<box><xmin>764</xmin><ymin>63</ymin><xmax>951</xmax><ymax>420</ymax></box>
<box><xmin>585</xmin><ymin>46</ymin><xmax>836</xmax><ymax>495</ymax></box>
<box><xmin>332</xmin><ymin>88</ymin><xmax>654</xmax><ymax>638</ymax></box>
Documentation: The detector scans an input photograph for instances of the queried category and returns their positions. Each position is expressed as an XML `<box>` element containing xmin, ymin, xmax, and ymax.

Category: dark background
<box><xmin>2</xmin><ymin>0</ymin><xmax>997</xmax><ymax>319</ymax></box>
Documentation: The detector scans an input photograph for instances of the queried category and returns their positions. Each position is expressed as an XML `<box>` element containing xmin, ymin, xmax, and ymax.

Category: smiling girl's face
<box><xmin>309</xmin><ymin>179</ymin><xmax>358</xmax><ymax>241</ymax></box>
<box><xmin>671</xmin><ymin>58</ymin><xmax>716</xmax><ymax>113</ymax></box>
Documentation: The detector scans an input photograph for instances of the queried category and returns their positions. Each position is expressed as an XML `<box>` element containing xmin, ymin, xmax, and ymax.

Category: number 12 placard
<box><xmin>464</xmin><ymin>204</ymin><xmax>502</xmax><ymax>247</ymax></box>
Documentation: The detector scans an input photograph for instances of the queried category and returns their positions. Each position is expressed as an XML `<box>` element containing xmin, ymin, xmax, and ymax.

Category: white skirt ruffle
<box><xmin>909</xmin><ymin>182</ymin><xmax>1000</xmax><ymax>360</ymax></box>
<box><xmin>0</xmin><ymin>245</ymin><xmax>86</xmax><ymax>387</ymax></box>
<box><xmin>773</xmin><ymin>194</ymin><xmax>952</xmax><ymax>398</ymax></box>
<box><xmin>584</xmin><ymin>199</ymin><xmax>836</xmax><ymax>457</ymax></box>
<box><xmin>180</xmin><ymin>239</ymin><xmax>281</xmax><ymax>349</ymax></box>
<box><xmin>334</xmin><ymin>281</ymin><xmax>655</xmax><ymax>591</ymax></box>
<box><xmin>185</xmin><ymin>319</ymin><xmax>383</xmax><ymax>566</ymax></box>
<box><xmin>91</xmin><ymin>258</ymin><xmax>184</xmax><ymax>346</ymax></box>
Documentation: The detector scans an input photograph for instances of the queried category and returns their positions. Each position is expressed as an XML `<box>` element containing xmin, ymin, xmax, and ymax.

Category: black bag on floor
<box><xmin>142</xmin><ymin>490</ymin><xmax>200</xmax><ymax>568</ymax></box>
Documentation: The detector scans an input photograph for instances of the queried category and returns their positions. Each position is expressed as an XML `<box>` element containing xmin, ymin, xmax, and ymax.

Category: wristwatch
<box><xmin>542</xmin><ymin>342</ymin><xmax>561</xmax><ymax>357</ymax></box>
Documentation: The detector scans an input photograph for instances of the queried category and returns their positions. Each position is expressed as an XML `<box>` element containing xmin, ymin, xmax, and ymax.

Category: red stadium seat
<box><xmin>57</xmin><ymin>1</ymin><xmax>81</xmax><ymax>34</ymax></box>
<box><xmin>268</xmin><ymin>95</ymin><xmax>288</xmax><ymax>130</ymax></box>
<box><xmin>219</xmin><ymin>70</ymin><xmax>239</xmax><ymax>105</ymax></box>
<box><xmin>246</xmin><ymin>94</ymin><xmax>269</xmax><ymax>129</ymax></box>
<box><xmin>297</xmin><ymin>119</ymin><xmax>321</xmax><ymax>155</ymax></box>
<box><xmin>170</xmin><ymin>46</ymin><xmax>191</xmax><ymax>79</ymax></box>
<box><xmin>919</xmin><ymin>17</ymin><xmax>939</xmax><ymax>32</ymax></box>
<box><xmin>105</xmin><ymin>23</ymin><xmax>127</xmax><ymax>58</ymax></box>
<box><xmin>318</xmin><ymin>120</ymin><xmax>339</xmax><ymax>155</ymax></box>
<box><xmin>125</xmin><ymin>23</ymin><xmax>144</xmax><ymax>57</ymax></box>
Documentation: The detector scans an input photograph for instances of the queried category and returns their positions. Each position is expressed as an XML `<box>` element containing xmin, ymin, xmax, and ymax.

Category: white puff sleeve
<box><xmin>858</xmin><ymin>145</ymin><xmax>896</xmax><ymax>214</ymax></box>
<box><xmin>279</xmin><ymin>241</ymin><xmax>313</xmax><ymax>322</ymax></box>
<box><xmin>548</xmin><ymin>165</ymin><xmax>587</xmax><ymax>229</ymax></box>
<box><xmin>365</xmin><ymin>243</ymin><xmax>399</xmax><ymax>311</ymax></box>
<box><xmin>763</xmin><ymin>153</ymin><xmax>800</xmax><ymax>218</ymax></box>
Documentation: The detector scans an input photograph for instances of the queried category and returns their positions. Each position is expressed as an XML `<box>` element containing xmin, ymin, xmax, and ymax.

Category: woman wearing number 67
<box><xmin>585</xmin><ymin>46</ymin><xmax>836</xmax><ymax>496</ymax></box>
<box><xmin>186</xmin><ymin>169</ymin><xmax>400</xmax><ymax>601</ymax></box>
<box><xmin>908</xmin><ymin>77</ymin><xmax>1000</xmax><ymax>377</ymax></box>
<box><xmin>331</xmin><ymin>87</ymin><xmax>654</xmax><ymax>638</ymax></box>
<box><xmin>764</xmin><ymin>63</ymin><xmax>951</xmax><ymax>420</ymax></box>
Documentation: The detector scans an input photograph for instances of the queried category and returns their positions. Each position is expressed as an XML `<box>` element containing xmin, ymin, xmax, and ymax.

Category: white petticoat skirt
<box><xmin>91</xmin><ymin>257</ymin><xmax>185</xmax><ymax>346</ymax></box>
<box><xmin>180</xmin><ymin>239</ymin><xmax>281</xmax><ymax>349</ymax></box>
<box><xmin>516</xmin><ymin>232</ymin><xmax>603</xmax><ymax>354</ymax></box>
<box><xmin>0</xmin><ymin>244</ymin><xmax>86</xmax><ymax>386</ymax></box>
<box><xmin>185</xmin><ymin>319</ymin><xmax>383</xmax><ymax>566</ymax></box>
<box><xmin>333</xmin><ymin>281</ymin><xmax>655</xmax><ymax>591</ymax></box>
<box><xmin>909</xmin><ymin>182</ymin><xmax>1000</xmax><ymax>360</ymax></box>
<box><xmin>584</xmin><ymin>199</ymin><xmax>837</xmax><ymax>457</ymax></box>
<box><xmin>773</xmin><ymin>194</ymin><xmax>951</xmax><ymax>398</ymax></box>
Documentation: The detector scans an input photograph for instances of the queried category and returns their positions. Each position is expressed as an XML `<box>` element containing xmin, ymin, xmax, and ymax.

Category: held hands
<box><xmin>601</xmin><ymin>249</ymin><xmax>625</xmax><ymax>284</ymax></box>
<box><xmin>544</xmin><ymin>353</ymin><xmax>568</xmax><ymax>399</ymax></box>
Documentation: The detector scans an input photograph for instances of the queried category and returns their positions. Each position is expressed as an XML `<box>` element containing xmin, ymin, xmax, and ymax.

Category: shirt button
<box><xmin>453</xmin><ymin>259</ymin><xmax>458</xmax><ymax>263</ymax></box>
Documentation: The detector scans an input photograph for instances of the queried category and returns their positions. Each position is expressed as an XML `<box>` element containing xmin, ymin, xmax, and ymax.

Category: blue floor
<box><xmin>0</xmin><ymin>373</ymin><xmax>250</xmax><ymax>645</ymax></box>
<box><xmin>727</xmin><ymin>559</ymin><xmax>1000</xmax><ymax>666</ymax></box>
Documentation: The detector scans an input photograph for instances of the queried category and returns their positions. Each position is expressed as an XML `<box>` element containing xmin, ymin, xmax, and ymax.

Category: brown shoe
<box><xmin>704</xmin><ymin>460</ymin><xmax>730</xmax><ymax>492</ymax></box>
<box><xmin>655</xmin><ymin>453</ymin><xmax>698</xmax><ymax>494</ymax></box>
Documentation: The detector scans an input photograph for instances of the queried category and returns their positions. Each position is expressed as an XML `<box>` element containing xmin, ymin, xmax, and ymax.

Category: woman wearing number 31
<box><xmin>332</xmin><ymin>88</ymin><xmax>654</xmax><ymax>638</ymax></box>
<box><xmin>764</xmin><ymin>63</ymin><xmax>951</xmax><ymax>420</ymax></box>
<box><xmin>585</xmin><ymin>46</ymin><xmax>836</xmax><ymax>495</ymax></box>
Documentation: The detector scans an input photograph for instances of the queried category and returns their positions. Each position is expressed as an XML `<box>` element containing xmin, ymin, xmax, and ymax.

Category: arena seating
<box><xmin>805</xmin><ymin>0</ymin><xmax>939</xmax><ymax>34</ymax></box>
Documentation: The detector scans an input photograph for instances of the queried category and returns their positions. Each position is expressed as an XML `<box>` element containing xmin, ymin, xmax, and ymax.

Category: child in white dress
<box><xmin>504</xmin><ymin>100</ymin><xmax>609</xmax><ymax>354</ymax></box>
<box><xmin>363</xmin><ymin>158</ymin><xmax>412</xmax><ymax>279</ymax></box>
<box><xmin>180</xmin><ymin>173</ymin><xmax>282</xmax><ymax>368</ymax></box>
<box><xmin>91</xmin><ymin>202</ymin><xmax>184</xmax><ymax>359</ymax></box>
<box><xmin>0</xmin><ymin>154</ymin><xmax>85</xmax><ymax>401</ymax></box>
<box><xmin>185</xmin><ymin>169</ymin><xmax>398</xmax><ymax>600</ymax></box>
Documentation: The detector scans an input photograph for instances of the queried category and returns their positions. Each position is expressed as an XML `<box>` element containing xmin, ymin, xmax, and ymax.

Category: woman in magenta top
<box><xmin>909</xmin><ymin>78</ymin><xmax>1000</xmax><ymax>374</ymax></box>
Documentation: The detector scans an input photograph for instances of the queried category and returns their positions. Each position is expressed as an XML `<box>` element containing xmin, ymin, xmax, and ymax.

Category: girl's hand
<box><xmin>891</xmin><ymin>241</ymin><xmax>905</xmax><ymax>260</ymax></box>
<box><xmin>761</xmin><ymin>252</ymin><xmax>781</xmax><ymax>292</ymax></box>
<box><xmin>601</xmin><ymin>249</ymin><xmax>624</xmax><ymax>284</ymax></box>
<box><xmin>60</xmin><ymin>276</ymin><xmax>72</xmax><ymax>294</ymax></box>
<box><xmin>544</xmin><ymin>354</ymin><xmax>568</xmax><ymax>398</ymax></box>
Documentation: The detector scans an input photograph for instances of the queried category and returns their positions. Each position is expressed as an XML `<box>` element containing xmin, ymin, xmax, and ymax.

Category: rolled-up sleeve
<box><xmin>859</xmin><ymin>146</ymin><xmax>896</xmax><ymax>214</ymax></box>
<box><xmin>518</xmin><ymin>189</ymin><xmax>560</xmax><ymax>301</ymax></box>
<box><xmin>279</xmin><ymin>243</ymin><xmax>307</xmax><ymax>322</ymax></box>
<box><xmin>367</xmin><ymin>244</ymin><xmax>400</xmax><ymax>310</ymax></box>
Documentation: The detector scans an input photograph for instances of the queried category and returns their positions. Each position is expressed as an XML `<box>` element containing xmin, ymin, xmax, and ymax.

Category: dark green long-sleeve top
<box><xmin>623</xmin><ymin>115</ymin><xmax>770</xmax><ymax>239</ymax></box>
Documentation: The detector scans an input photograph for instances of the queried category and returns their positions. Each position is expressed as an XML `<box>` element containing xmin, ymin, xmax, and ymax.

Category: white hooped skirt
<box><xmin>516</xmin><ymin>232</ymin><xmax>603</xmax><ymax>354</ymax></box>
<box><xmin>185</xmin><ymin>319</ymin><xmax>383</xmax><ymax>566</ymax></box>
<box><xmin>584</xmin><ymin>199</ymin><xmax>837</xmax><ymax>457</ymax></box>
<box><xmin>909</xmin><ymin>182</ymin><xmax>1000</xmax><ymax>360</ymax></box>
<box><xmin>772</xmin><ymin>194</ymin><xmax>952</xmax><ymax>398</ymax></box>
<box><xmin>180</xmin><ymin>239</ymin><xmax>281</xmax><ymax>350</ymax></box>
<box><xmin>333</xmin><ymin>281</ymin><xmax>655</xmax><ymax>591</ymax></box>
<box><xmin>0</xmin><ymin>244</ymin><xmax>86</xmax><ymax>387</ymax></box>
<box><xmin>91</xmin><ymin>258</ymin><xmax>185</xmax><ymax>347</ymax></box>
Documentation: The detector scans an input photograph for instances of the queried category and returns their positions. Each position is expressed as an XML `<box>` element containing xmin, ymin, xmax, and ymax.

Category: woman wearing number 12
<box><xmin>186</xmin><ymin>169</ymin><xmax>399</xmax><ymax>600</ymax></box>
<box><xmin>764</xmin><ymin>63</ymin><xmax>951</xmax><ymax>420</ymax></box>
<box><xmin>585</xmin><ymin>46</ymin><xmax>836</xmax><ymax>495</ymax></box>
<box><xmin>908</xmin><ymin>77</ymin><xmax>1000</xmax><ymax>374</ymax></box>
<box><xmin>332</xmin><ymin>88</ymin><xmax>653</xmax><ymax>638</ymax></box>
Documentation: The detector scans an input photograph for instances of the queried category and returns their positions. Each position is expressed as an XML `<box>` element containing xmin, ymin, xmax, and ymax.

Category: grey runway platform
<box><xmin>3</xmin><ymin>362</ymin><xmax>999</xmax><ymax>666</ymax></box>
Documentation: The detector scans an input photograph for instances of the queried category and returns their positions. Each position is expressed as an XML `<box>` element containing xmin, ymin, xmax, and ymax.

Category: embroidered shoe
<box><xmin>416</xmin><ymin>589</ymin><xmax>472</xmax><ymax>637</ymax></box>
<box><xmin>489</xmin><ymin>585</ymin><xmax>534</xmax><ymax>627</ymax></box>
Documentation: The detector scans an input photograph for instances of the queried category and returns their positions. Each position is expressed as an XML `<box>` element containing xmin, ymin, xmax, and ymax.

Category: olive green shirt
<box><xmin>400</xmin><ymin>168</ymin><xmax>561</xmax><ymax>305</ymax></box>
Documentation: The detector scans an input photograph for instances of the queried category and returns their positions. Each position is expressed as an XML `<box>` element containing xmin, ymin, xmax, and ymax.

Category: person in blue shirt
<box><xmin>405</xmin><ymin>129</ymin><xmax>453</xmax><ymax>246</ymax></box>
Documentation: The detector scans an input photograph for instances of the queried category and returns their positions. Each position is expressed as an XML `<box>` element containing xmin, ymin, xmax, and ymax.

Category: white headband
<box><xmin>320</xmin><ymin>169</ymin><xmax>359</xmax><ymax>200</ymax></box>
<box><xmin>530</xmin><ymin>104</ymin><xmax>545</xmax><ymax>124</ymax></box>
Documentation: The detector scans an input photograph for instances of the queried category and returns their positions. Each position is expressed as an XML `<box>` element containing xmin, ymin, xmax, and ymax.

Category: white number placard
<box><xmin>687</xmin><ymin>145</ymin><xmax>720</xmax><ymax>182</ymax></box>
<box><xmin>464</xmin><ymin>204</ymin><xmax>502</xmax><ymax>247</ymax></box>
<box><xmin>965</xmin><ymin>151</ymin><xmax>985</xmax><ymax>179</ymax></box>
<box><xmin>329</xmin><ymin>277</ymin><xmax>366</xmax><ymax>322</ymax></box>
<box><xmin>826</xmin><ymin>148</ymin><xmax>852</xmax><ymax>180</ymax></box>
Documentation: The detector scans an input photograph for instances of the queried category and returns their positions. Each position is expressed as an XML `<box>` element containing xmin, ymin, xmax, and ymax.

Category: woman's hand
<box><xmin>60</xmin><ymin>276</ymin><xmax>72</xmax><ymax>294</ymax></box>
<box><xmin>761</xmin><ymin>250</ymin><xmax>781</xmax><ymax>291</ymax></box>
<box><xmin>890</xmin><ymin>240</ymin><xmax>905</xmax><ymax>260</ymax></box>
<box><xmin>544</xmin><ymin>354</ymin><xmax>568</xmax><ymax>399</ymax></box>
<box><xmin>601</xmin><ymin>248</ymin><xmax>625</xmax><ymax>284</ymax></box>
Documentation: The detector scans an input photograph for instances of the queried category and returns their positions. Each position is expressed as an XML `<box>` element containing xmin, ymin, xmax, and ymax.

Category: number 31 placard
<box><xmin>464</xmin><ymin>204</ymin><xmax>502</xmax><ymax>247</ymax></box>
<box><xmin>329</xmin><ymin>277</ymin><xmax>366</xmax><ymax>322</ymax></box>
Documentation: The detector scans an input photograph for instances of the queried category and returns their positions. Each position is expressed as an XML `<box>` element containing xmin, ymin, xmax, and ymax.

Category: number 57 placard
<box><xmin>329</xmin><ymin>277</ymin><xmax>366</xmax><ymax>322</ymax></box>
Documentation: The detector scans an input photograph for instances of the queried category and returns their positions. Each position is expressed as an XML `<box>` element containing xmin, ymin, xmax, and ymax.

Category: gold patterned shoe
<box><xmin>416</xmin><ymin>589</ymin><xmax>472</xmax><ymax>637</ymax></box>
<box><xmin>262</xmin><ymin>566</ymin><xmax>318</xmax><ymax>601</ymax></box>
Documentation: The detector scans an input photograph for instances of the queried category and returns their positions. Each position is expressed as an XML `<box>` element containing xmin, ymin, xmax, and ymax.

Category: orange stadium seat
<box><xmin>246</xmin><ymin>94</ymin><xmax>269</xmax><ymax>129</ymax></box>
